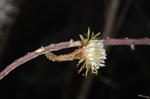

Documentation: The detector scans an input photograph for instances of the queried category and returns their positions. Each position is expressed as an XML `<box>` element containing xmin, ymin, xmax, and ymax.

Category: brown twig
<box><xmin>0</xmin><ymin>40</ymin><xmax>81</xmax><ymax>80</ymax></box>
<box><xmin>0</xmin><ymin>38</ymin><xmax>150</xmax><ymax>80</ymax></box>
<box><xmin>103</xmin><ymin>38</ymin><xmax>150</xmax><ymax>45</ymax></box>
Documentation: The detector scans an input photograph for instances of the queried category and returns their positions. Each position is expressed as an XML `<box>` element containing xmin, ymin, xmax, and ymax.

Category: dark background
<box><xmin>0</xmin><ymin>0</ymin><xmax>150</xmax><ymax>99</ymax></box>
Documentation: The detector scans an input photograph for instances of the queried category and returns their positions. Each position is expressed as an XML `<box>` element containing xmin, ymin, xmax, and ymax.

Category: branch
<box><xmin>0</xmin><ymin>38</ymin><xmax>150</xmax><ymax>80</ymax></box>
<box><xmin>103</xmin><ymin>38</ymin><xmax>150</xmax><ymax>45</ymax></box>
<box><xmin>0</xmin><ymin>39</ymin><xmax>81</xmax><ymax>80</ymax></box>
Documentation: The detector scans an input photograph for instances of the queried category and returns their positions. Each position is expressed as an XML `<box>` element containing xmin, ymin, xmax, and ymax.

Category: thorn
<box><xmin>51</xmin><ymin>43</ymin><xmax>54</xmax><ymax>46</ymax></box>
<box><xmin>35</xmin><ymin>46</ymin><xmax>44</xmax><ymax>53</ymax></box>
<box><xmin>125</xmin><ymin>37</ymin><xmax>128</xmax><ymax>39</ymax></box>
<box><xmin>106</xmin><ymin>37</ymin><xmax>110</xmax><ymax>39</ymax></box>
<box><xmin>70</xmin><ymin>39</ymin><xmax>73</xmax><ymax>43</ymax></box>
<box><xmin>130</xmin><ymin>44</ymin><xmax>135</xmax><ymax>50</ymax></box>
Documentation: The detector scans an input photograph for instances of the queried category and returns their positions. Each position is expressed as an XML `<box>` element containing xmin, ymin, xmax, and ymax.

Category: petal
<box><xmin>87</xmin><ymin>53</ymin><xmax>94</xmax><ymax>57</ymax></box>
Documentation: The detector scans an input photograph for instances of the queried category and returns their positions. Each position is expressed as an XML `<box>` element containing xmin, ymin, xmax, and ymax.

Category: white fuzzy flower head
<box><xmin>85</xmin><ymin>40</ymin><xmax>106</xmax><ymax>74</ymax></box>
<box><xmin>77</xmin><ymin>27</ymin><xmax>106</xmax><ymax>77</ymax></box>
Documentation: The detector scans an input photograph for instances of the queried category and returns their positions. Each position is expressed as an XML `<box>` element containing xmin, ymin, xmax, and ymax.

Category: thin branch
<box><xmin>0</xmin><ymin>40</ymin><xmax>81</xmax><ymax>80</ymax></box>
<box><xmin>0</xmin><ymin>38</ymin><xmax>150</xmax><ymax>80</ymax></box>
<box><xmin>103</xmin><ymin>38</ymin><xmax>150</xmax><ymax>45</ymax></box>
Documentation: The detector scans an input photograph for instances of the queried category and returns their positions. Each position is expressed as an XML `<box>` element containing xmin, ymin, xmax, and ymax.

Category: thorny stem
<box><xmin>0</xmin><ymin>38</ymin><xmax>150</xmax><ymax>80</ymax></box>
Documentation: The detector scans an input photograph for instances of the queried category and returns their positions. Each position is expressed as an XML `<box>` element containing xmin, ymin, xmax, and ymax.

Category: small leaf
<box><xmin>84</xmin><ymin>63</ymin><xmax>90</xmax><ymax>78</ymax></box>
<box><xmin>78</xmin><ymin>61</ymin><xmax>86</xmax><ymax>74</ymax></box>
<box><xmin>78</xmin><ymin>57</ymin><xmax>85</xmax><ymax>64</ymax></box>
<box><xmin>91</xmin><ymin>32</ymin><xmax>100</xmax><ymax>40</ymax></box>
<box><xmin>79</xmin><ymin>35</ymin><xmax>85</xmax><ymax>45</ymax></box>
<box><xmin>87</xmin><ymin>27</ymin><xmax>90</xmax><ymax>40</ymax></box>
<box><xmin>91</xmin><ymin>32</ymin><xmax>94</xmax><ymax>39</ymax></box>
<box><xmin>76</xmin><ymin>57</ymin><xmax>85</xmax><ymax>68</ymax></box>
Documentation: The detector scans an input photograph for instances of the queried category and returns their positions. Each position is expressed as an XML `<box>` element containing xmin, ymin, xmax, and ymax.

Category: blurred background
<box><xmin>0</xmin><ymin>0</ymin><xmax>150</xmax><ymax>99</ymax></box>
